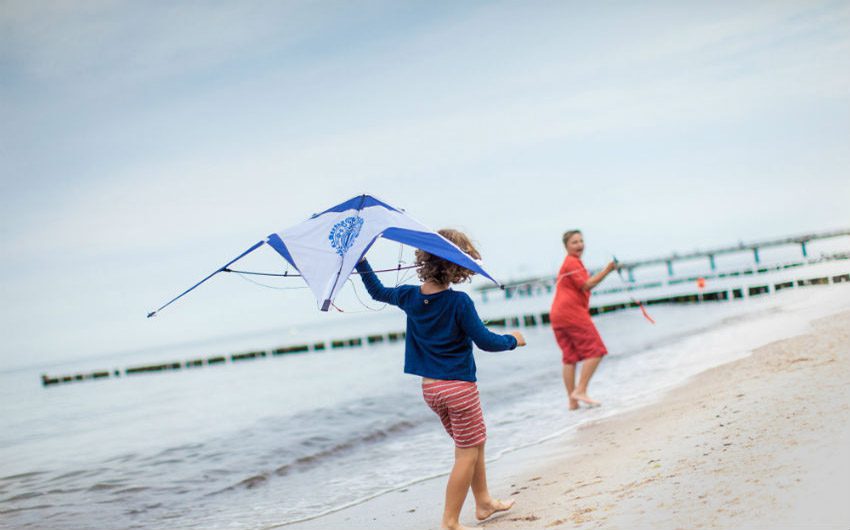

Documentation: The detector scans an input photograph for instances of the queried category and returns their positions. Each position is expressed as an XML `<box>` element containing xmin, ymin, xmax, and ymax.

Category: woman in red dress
<box><xmin>550</xmin><ymin>230</ymin><xmax>617</xmax><ymax>409</ymax></box>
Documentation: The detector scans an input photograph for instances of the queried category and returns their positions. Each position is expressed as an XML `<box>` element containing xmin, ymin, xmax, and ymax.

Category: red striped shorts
<box><xmin>422</xmin><ymin>379</ymin><xmax>486</xmax><ymax>448</ymax></box>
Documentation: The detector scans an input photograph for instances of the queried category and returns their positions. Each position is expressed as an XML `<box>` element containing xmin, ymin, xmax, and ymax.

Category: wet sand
<box><xmin>281</xmin><ymin>309</ymin><xmax>850</xmax><ymax>529</ymax></box>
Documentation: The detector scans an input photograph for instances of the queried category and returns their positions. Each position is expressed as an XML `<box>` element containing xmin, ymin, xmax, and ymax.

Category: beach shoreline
<box><xmin>283</xmin><ymin>308</ymin><xmax>850</xmax><ymax>530</ymax></box>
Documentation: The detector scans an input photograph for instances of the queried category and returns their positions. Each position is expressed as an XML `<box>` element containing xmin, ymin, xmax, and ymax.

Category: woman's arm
<box><xmin>583</xmin><ymin>261</ymin><xmax>617</xmax><ymax>291</ymax></box>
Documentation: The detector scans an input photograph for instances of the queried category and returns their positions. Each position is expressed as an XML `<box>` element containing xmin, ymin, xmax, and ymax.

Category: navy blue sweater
<box><xmin>355</xmin><ymin>260</ymin><xmax>517</xmax><ymax>382</ymax></box>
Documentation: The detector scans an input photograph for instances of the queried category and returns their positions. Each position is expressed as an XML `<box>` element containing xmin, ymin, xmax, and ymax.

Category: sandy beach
<box><xmin>284</xmin><ymin>308</ymin><xmax>850</xmax><ymax>530</ymax></box>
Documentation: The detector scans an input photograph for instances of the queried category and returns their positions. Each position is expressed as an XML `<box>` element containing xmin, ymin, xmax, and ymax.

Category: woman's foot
<box><xmin>570</xmin><ymin>391</ymin><xmax>601</xmax><ymax>407</ymax></box>
<box><xmin>569</xmin><ymin>398</ymin><xmax>580</xmax><ymax>410</ymax></box>
<box><xmin>475</xmin><ymin>498</ymin><xmax>516</xmax><ymax>521</ymax></box>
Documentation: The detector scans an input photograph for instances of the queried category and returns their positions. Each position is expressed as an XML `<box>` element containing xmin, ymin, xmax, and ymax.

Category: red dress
<box><xmin>550</xmin><ymin>255</ymin><xmax>608</xmax><ymax>364</ymax></box>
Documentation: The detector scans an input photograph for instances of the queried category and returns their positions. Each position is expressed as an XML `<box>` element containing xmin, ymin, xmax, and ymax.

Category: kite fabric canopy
<box><xmin>148</xmin><ymin>194</ymin><xmax>502</xmax><ymax>316</ymax></box>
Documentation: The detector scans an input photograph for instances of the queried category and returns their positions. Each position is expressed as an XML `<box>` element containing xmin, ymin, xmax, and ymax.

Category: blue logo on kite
<box><xmin>329</xmin><ymin>216</ymin><xmax>364</xmax><ymax>256</ymax></box>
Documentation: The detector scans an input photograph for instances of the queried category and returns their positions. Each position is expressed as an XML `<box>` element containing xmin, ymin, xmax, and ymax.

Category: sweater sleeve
<box><xmin>457</xmin><ymin>293</ymin><xmax>518</xmax><ymax>352</ymax></box>
<box><xmin>355</xmin><ymin>259</ymin><xmax>401</xmax><ymax>306</ymax></box>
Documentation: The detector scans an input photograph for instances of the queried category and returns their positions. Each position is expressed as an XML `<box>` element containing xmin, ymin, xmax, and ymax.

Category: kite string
<box><xmin>342</xmin><ymin>244</ymin><xmax>408</xmax><ymax>312</ymax></box>
<box><xmin>232</xmin><ymin>271</ymin><xmax>310</xmax><ymax>290</ymax></box>
<box><xmin>343</xmin><ymin>278</ymin><xmax>388</xmax><ymax>312</ymax></box>
<box><xmin>228</xmin><ymin>250</ymin><xmax>414</xmax><ymax>312</ymax></box>
<box><xmin>398</xmin><ymin>267</ymin><xmax>417</xmax><ymax>284</ymax></box>
<box><xmin>395</xmin><ymin>244</ymin><xmax>404</xmax><ymax>287</ymax></box>
<box><xmin>338</xmin><ymin>243</ymin><xmax>413</xmax><ymax>313</ymax></box>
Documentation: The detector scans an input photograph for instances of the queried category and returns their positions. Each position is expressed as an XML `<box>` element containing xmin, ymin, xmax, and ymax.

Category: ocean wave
<box><xmin>216</xmin><ymin>418</ymin><xmax>418</xmax><ymax>494</ymax></box>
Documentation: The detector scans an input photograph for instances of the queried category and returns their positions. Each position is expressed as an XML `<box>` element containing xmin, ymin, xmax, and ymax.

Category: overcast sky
<box><xmin>2</xmin><ymin>0</ymin><xmax>849</xmax><ymax>370</ymax></box>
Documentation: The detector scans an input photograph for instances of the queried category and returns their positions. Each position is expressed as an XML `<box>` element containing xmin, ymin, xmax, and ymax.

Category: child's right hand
<box><xmin>510</xmin><ymin>331</ymin><xmax>527</xmax><ymax>347</ymax></box>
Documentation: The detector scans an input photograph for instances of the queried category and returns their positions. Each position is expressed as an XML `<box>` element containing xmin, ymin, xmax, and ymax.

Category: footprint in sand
<box><xmin>508</xmin><ymin>514</ymin><xmax>540</xmax><ymax>522</ymax></box>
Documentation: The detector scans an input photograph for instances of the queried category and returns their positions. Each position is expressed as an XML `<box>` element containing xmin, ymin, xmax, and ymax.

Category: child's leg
<box><xmin>442</xmin><ymin>445</ymin><xmax>479</xmax><ymax>530</ymax></box>
<box><xmin>470</xmin><ymin>444</ymin><xmax>488</xmax><ymax>501</ymax></box>
<box><xmin>470</xmin><ymin>444</ymin><xmax>515</xmax><ymax>521</ymax></box>
<box><xmin>562</xmin><ymin>363</ymin><xmax>579</xmax><ymax>410</ymax></box>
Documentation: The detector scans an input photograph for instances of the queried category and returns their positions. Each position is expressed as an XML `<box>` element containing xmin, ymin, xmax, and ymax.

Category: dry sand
<box><xmin>283</xmin><ymin>309</ymin><xmax>850</xmax><ymax>530</ymax></box>
<box><xmin>479</xmin><ymin>309</ymin><xmax>850</xmax><ymax>529</ymax></box>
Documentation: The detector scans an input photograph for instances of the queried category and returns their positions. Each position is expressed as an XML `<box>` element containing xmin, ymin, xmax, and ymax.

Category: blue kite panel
<box><xmin>312</xmin><ymin>194</ymin><xmax>400</xmax><ymax>218</ymax></box>
<box><xmin>380</xmin><ymin>227</ymin><xmax>497</xmax><ymax>284</ymax></box>
<box><xmin>266</xmin><ymin>233</ymin><xmax>300</xmax><ymax>271</ymax></box>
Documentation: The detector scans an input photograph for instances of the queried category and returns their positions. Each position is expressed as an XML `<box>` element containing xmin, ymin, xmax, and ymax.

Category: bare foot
<box><xmin>570</xmin><ymin>391</ymin><xmax>601</xmax><ymax>407</ymax></box>
<box><xmin>476</xmin><ymin>498</ymin><xmax>516</xmax><ymax>521</ymax></box>
<box><xmin>569</xmin><ymin>399</ymin><xmax>580</xmax><ymax>410</ymax></box>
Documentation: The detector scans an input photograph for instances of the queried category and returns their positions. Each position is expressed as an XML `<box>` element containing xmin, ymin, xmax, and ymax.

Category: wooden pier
<box><xmin>479</xmin><ymin>228</ymin><xmax>850</xmax><ymax>300</ymax></box>
<box><xmin>618</xmin><ymin>228</ymin><xmax>850</xmax><ymax>281</ymax></box>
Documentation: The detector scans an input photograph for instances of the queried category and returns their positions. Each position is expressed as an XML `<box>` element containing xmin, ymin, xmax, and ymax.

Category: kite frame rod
<box><xmin>223</xmin><ymin>264</ymin><xmax>418</xmax><ymax>278</ymax></box>
<box><xmin>147</xmin><ymin>240</ymin><xmax>265</xmax><ymax>318</ymax></box>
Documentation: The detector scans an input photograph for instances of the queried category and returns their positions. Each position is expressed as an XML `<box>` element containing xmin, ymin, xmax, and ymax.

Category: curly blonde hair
<box><xmin>415</xmin><ymin>229</ymin><xmax>481</xmax><ymax>285</ymax></box>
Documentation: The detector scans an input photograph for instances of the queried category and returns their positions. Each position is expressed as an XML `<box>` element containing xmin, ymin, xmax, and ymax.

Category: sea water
<box><xmin>2</xmin><ymin>283</ymin><xmax>850</xmax><ymax>529</ymax></box>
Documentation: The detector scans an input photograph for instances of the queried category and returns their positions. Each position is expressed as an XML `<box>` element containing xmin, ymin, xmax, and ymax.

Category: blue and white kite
<box><xmin>148</xmin><ymin>194</ymin><xmax>501</xmax><ymax>316</ymax></box>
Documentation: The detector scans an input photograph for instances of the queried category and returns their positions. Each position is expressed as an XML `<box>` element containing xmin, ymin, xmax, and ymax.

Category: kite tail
<box><xmin>636</xmin><ymin>300</ymin><xmax>656</xmax><ymax>324</ymax></box>
<box><xmin>614</xmin><ymin>255</ymin><xmax>656</xmax><ymax>324</ymax></box>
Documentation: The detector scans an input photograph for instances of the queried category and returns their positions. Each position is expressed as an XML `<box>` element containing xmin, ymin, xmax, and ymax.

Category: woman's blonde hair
<box><xmin>415</xmin><ymin>229</ymin><xmax>481</xmax><ymax>285</ymax></box>
<box><xmin>562</xmin><ymin>229</ymin><xmax>582</xmax><ymax>248</ymax></box>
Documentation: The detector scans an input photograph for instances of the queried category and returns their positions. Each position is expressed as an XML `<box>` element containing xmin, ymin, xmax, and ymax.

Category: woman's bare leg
<box><xmin>562</xmin><ymin>363</ymin><xmax>579</xmax><ymax>410</ymax></box>
<box><xmin>571</xmin><ymin>357</ymin><xmax>602</xmax><ymax>406</ymax></box>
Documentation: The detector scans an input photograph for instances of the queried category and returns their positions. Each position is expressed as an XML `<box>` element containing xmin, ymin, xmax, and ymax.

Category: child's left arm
<box><xmin>457</xmin><ymin>294</ymin><xmax>519</xmax><ymax>352</ymax></box>
<box><xmin>355</xmin><ymin>259</ymin><xmax>401</xmax><ymax>306</ymax></box>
